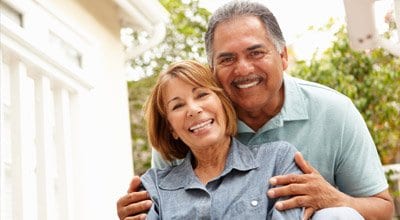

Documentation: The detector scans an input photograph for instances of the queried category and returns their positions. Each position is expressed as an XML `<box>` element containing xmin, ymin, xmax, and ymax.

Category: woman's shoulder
<box><xmin>141</xmin><ymin>157</ymin><xmax>193</xmax><ymax>191</ymax></box>
<box><xmin>140</xmin><ymin>165</ymin><xmax>173</xmax><ymax>187</ymax></box>
<box><xmin>253</xmin><ymin>140</ymin><xmax>297</xmax><ymax>153</ymax></box>
<box><xmin>248</xmin><ymin>140</ymin><xmax>298</xmax><ymax>163</ymax></box>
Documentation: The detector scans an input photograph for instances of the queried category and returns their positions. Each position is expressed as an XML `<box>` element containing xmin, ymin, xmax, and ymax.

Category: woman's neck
<box><xmin>191</xmin><ymin>136</ymin><xmax>231</xmax><ymax>184</ymax></box>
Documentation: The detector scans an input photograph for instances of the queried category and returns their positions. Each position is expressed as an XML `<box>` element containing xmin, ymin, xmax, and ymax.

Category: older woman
<box><xmin>140</xmin><ymin>60</ymin><xmax>304</xmax><ymax>219</ymax></box>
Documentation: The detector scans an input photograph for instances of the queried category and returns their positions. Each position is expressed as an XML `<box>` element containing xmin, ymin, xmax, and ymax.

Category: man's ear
<box><xmin>209</xmin><ymin>64</ymin><xmax>215</xmax><ymax>75</ymax></box>
<box><xmin>280</xmin><ymin>46</ymin><xmax>289</xmax><ymax>70</ymax></box>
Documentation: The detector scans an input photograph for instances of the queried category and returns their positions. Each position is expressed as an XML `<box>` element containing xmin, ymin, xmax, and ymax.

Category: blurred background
<box><xmin>1</xmin><ymin>0</ymin><xmax>399</xmax><ymax>219</ymax></box>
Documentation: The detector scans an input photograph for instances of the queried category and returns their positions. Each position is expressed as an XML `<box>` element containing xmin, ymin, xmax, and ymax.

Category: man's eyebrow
<box><xmin>247</xmin><ymin>44</ymin><xmax>264</xmax><ymax>51</ymax></box>
<box><xmin>216</xmin><ymin>52</ymin><xmax>234</xmax><ymax>59</ymax></box>
<box><xmin>215</xmin><ymin>44</ymin><xmax>265</xmax><ymax>59</ymax></box>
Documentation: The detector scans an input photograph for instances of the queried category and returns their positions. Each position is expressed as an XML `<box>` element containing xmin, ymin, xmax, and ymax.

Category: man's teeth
<box><xmin>189</xmin><ymin>119</ymin><xmax>213</xmax><ymax>132</ymax></box>
<box><xmin>236</xmin><ymin>81</ymin><xmax>259</xmax><ymax>89</ymax></box>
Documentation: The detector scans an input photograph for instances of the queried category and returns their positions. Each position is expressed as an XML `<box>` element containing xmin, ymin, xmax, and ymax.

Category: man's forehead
<box><xmin>215</xmin><ymin>44</ymin><xmax>266</xmax><ymax>58</ymax></box>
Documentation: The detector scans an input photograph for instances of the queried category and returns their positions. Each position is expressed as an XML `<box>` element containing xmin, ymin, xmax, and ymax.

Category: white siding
<box><xmin>1</xmin><ymin>0</ymin><xmax>169</xmax><ymax>218</ymax></box>
<box><xmin>1</xmin><ymin>0</ymin><xmax>135</xmax><ymax>219</ymax></box>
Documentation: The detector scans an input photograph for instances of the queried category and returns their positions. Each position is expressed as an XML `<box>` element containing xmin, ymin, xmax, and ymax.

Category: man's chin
<box><xmin>236</xmin><ymin>101</ymin><xmax>261</xmax><ymax>112</ymax></box>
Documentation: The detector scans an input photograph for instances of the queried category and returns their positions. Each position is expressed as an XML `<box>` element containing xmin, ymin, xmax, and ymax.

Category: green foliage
<box><xmin>128</xmin><ymin>0</ymin><xmax>210</xmax><ymax>175</ymax></box>
<box><xmin>128</xmin><ymin>75</ymin><xmax>158</xmax><ymax>174</ymax></box>
<box><xmin>290</xmin><ymin>24</ymin><xmax>400</xmax><ymax>164</ymax></box>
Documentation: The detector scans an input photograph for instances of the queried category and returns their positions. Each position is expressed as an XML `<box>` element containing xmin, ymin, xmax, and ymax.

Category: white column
<box><xmin>1</xmin><ymin>46</ymin><xmax>14</xmax><ymax>220</ymax></box>
<box><xmin>34</xmin><ymin>75</ymin><xmax>53</xmax><ymax>220</ymax></box>
<box><xmin>53</xmin><ymin>87</ymin><xmax>72</xmax><ymax>220</ymax></box>
<box><xmin>9</xmin><ymin>56</ymin><xmax>26</xmax><ymax>220</ymax></box>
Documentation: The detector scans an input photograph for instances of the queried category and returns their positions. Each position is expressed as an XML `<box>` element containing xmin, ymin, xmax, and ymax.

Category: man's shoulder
<box><xmin>291</xmin><ymin>76</ymin><xmax>342</xmax><ymax>95</ymax></box>
<box><xmin>287</xmin><ymin>75</ymin><xmax>352</xmax><ymax>106</ymax></box>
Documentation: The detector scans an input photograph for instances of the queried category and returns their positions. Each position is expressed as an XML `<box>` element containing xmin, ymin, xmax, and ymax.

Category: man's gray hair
<box><xmin>205</xmin><ymin>1</ymin><xmax>286</xmax><ymax>66</ymax></box>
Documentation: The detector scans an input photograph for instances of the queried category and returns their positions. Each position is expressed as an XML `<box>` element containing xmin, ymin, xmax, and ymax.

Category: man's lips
<box><xmin>232</xmin><ymin>74</ymin><xmax>263</xmax><ymax>89</ymax></box>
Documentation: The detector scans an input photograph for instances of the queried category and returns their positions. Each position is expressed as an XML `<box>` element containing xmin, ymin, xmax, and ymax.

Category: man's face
<box><xmin>212</xmin><ymin>16</ymin><xmax>288</xmax><ymax>113</ymax></box>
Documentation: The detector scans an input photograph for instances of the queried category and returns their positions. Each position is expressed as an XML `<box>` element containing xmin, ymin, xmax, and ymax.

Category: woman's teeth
<box><xmin>189</xmin><ymin>119</ymin><xmax>213</xmax><ymax>132</ymax></box>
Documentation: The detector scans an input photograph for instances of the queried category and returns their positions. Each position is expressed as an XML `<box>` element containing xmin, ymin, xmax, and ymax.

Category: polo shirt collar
<box><xmin>238</xmin><ymin>74</ymin><xmax>309</xmax><ymax>133</ymax></box>
<box><xmin>281</xmin><ymin>74</ymin><xmax>309</xmax><ymax>121</ymax></box>
<box><xmin>158</xmin><ymin>138</ymin><xmax>258</xmax><ymax>190</ymax></box>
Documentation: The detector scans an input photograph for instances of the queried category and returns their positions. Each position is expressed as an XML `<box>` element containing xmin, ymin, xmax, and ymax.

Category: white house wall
<box><xmin>1</xmin><ymin>0</ymin><xmax>139</xmax><ymax>219</ymax></box>
<box><xmin>34</xmin><ymin>1</ymin><xmax>135</xmax><ymax>219</ymax></box>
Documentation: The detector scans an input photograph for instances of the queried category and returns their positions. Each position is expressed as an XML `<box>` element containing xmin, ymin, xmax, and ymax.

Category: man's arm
<box><xmin>116</xmin><ymin>176</ymin><xmax>152</xmax><ymax>220</ymax></box>
<box><xmin>267</xmin><ymin>152</ymin><xmax>394</xmax><ymax>220</ymax></box>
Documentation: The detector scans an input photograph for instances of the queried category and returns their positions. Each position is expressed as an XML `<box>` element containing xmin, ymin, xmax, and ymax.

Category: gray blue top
<box><xmin>142</xmin><ymin>138</ymin><xmax>303</xmax><ymax>219</ymax></box>
<box><xmin>151</xmin><ymin>74</ymin><xmax>388</xmax><ymax>197</ymax></box>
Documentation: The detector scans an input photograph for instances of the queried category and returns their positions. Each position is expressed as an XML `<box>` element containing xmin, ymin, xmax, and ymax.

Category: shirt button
<box><xmin>251</xmin><ymin>200</ymin><xmax>258</xmax><ymax>207</ymax></box>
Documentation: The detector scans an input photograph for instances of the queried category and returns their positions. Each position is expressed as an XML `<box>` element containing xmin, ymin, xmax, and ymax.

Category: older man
<box><xmin>117</xmin><ymin>1</ymin><xmax>394</xmax><ymax>219</ymax></box>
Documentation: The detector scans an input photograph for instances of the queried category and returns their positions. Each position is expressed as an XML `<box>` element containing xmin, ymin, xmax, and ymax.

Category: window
<box><xmin>0</xmin><ymin>1</ymin><xmax>23</xmax><ymax>27</ymax></box>
<box><xmin>49</xmin><ymin>32</ymin><xmax>83</xmax><ymax>69</ymax></box>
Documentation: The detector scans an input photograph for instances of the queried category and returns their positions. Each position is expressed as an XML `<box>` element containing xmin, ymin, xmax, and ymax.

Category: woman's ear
<box><xmin>171</xmin><ymin>129</ymin><xmax>179</xmax><ymax>140</ymax></box>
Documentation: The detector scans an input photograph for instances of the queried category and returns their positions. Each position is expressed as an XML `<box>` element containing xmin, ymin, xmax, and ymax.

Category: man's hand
<box><xmin>267</xmin><ymin>152</ymin><xmax>348</xmax><ymax>219</ymax></box>
<box><xmin>117</xmin><ymin>176</ymin><xmax>152</xmax><ymax>220</ymax></box>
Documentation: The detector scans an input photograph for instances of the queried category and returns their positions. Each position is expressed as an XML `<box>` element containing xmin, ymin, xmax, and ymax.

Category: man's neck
<box><xmin>237</xmin><ymin>87</ymin><xmax>285</xmax><ymax>132</ymax></box>
<box><xmin>238</xmin><ymin>111</ymin><xmax>274</xmax><ymax>131</ymax></box>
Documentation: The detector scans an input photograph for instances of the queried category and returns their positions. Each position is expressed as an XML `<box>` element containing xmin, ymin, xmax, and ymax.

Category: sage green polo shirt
<box><xmin>236</xmin><ymin>74</ymin><xmax>387</xmax><ymax>197</ymax></box>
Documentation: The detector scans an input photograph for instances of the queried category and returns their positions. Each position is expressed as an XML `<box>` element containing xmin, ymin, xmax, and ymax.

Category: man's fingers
<box><xmin>117</xmin><ymin>191</ymin><xmax>150</xmax><ymax>208</ymax></box>
<box><xmin>123</xmin><ymin>213</ymin><xmax>147</xmax><ymax>220</ymax></box>
<box><xmin>123</xmin><ymin>200</ymin><xmax>152</xmax><ymax>218</ymax></box>
<box><xmin>268</xmin><ymin>183</ymin><xmax>307</xmax><ymax>198</ymax></box>
<box><xmin>269</xmin><ymin>173</ymin><xmax>306</xmax><ymax>186</ymax></box>
<box><xmin>128</xmin><ymin>176</ymin><xmax>142</xmax><ymax>193</ymax></box>
<box><xmin>303</xmin><ymin>207</ymin><xmax>315</xmax><ymax>220</ymax></box>
<box><xmin>117</xmin><ymin>176</ymin><xmax>151</xmax><ymax>219</ymax></box>
<box><xmin>294</xmin><ymin>152</ymin><xmax>314</xmax><ymax>174</ymax></box>
<box><xmin>274</xmin><ymin>196</ymin><xmax>308</xmax><ymax>211</ymax></box>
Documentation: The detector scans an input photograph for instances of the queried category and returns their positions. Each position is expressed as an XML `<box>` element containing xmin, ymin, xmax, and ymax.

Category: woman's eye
<box><xmin>172</xmin><ymin>103</ymin><xmax>183</xmax><ymax>110</ymax></box>
<box><xmin>197</xmin><ymin>92</ymin><xmax>210</xmax><ymax>98</ymax></box>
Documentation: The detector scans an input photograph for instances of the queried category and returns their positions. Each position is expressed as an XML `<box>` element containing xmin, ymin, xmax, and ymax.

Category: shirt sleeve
<box><xmin>335</xmin><ymin>99</ymin><xmax>388</xmax><ymax>196</ymax></box>
<box><xmin>268</xmin><ymin>206</ymin><xmax>303</xmax><ymax>220</ymax></box>
<box><xmin>268</xmin><ymin>142</ymin><xmax>304</xmax><ymax>219</ymax></box>
<box><xmin>140</xmin><ymin>170</ymin><xmax>161</xmax><ymax>219</ymax></box>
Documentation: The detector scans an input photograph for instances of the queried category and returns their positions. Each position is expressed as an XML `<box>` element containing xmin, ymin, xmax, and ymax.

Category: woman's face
<box><xmin>164</xmin><ymin>77</ymin><xmax>229</xmax><ymax>151</ymax></box>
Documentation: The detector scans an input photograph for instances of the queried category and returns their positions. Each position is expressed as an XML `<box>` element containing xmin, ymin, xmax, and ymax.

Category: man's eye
<box><xmin>219</xmin><ymin>57</ymin><xmax>234</xmax><ymax>66</ymax></box>
<box><xmin>250</xmin><ymin>50</ymin><xmax>265</xmax><ymax>58</ymax></box>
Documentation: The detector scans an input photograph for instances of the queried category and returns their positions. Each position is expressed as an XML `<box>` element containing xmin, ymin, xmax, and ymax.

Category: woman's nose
<box><xmin>187</xmin><ymin>103</ymin><xmax>202</xmax><ymax>117</ymax></box>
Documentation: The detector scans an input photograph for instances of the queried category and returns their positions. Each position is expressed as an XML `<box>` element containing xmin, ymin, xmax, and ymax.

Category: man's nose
<box><xmin>234</xmin><ymin>58</ymin><xmax>254</xmax><ymax>75</ymax></box>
